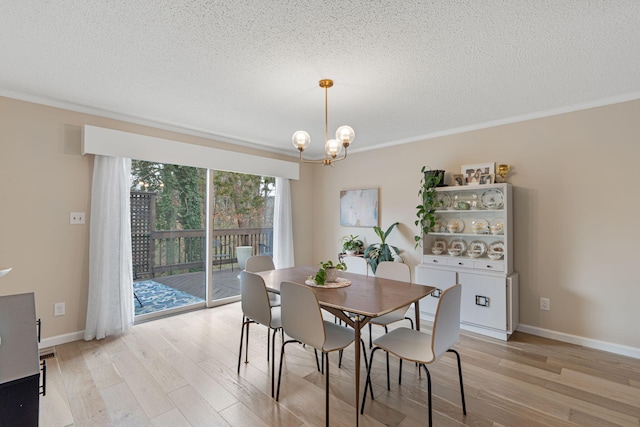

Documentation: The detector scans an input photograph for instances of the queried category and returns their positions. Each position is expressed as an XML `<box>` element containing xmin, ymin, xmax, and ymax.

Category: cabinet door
<box><xmin>459</xmin><ymin>273</ymin><xmax>506</xmax><ymax>330</ymax></box>
<box><xmin>415</xmin><ymin>266</ymin><xmax>457</xmax><ymax>316</ymax></box>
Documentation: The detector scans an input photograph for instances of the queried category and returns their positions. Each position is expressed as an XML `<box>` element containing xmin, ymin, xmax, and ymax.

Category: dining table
<box><xmin>256</xmin><ymin>265</ymin><xmax>435</xmax><ymax>426</ymax></box>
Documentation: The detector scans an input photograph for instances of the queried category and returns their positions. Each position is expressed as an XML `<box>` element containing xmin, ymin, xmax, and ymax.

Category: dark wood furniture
<box><xmin>0</xmin><ymin>293</ymin><xmax>41</xmax><ymax>427</ymax></box>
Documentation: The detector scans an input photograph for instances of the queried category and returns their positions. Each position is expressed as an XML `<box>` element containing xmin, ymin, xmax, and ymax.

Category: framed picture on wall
<box><xmin>452</xmin><ymin>174</ymin><xmax>464</xmax><ymax>186</ymax></box>
<box><xmin>461</xmin><ymin>162</ymin><xmax>495</xmax><ymax>185</ymax></box>
<box><xmin>340</xmin><ymin>188</ymin><xmax>378</xmax><ymax>227</ymax></box>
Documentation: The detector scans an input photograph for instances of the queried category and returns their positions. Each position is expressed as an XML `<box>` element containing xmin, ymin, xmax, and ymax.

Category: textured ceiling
<box><xmin>1</xmin><ymin>1</ymin><xmax>639</xmax><ymax>158</ymax></box>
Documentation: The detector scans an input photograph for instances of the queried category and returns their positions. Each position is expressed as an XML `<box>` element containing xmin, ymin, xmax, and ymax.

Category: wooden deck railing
<box><xmin>135</xmin><ymin>228</ymin><xmax>273</xmax><ymax>277</ymax></box>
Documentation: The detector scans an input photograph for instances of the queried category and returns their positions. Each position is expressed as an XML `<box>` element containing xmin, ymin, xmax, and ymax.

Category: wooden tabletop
<box><xmin>256</xmin><ymin>266</ymin><xmax>435</xmax><ymax>318</ymax></box>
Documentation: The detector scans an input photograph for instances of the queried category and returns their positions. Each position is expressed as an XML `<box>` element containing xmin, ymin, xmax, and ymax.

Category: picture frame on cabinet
<box><xmin>480</xmin><ymin>174</ymin><xmax>494</xmax><ymax>185</ymax></box>
<box><xmin>452</xmin><ymin>174</ymin><xmax>464</xmax><ymax>186</ymax></box>
<box><xmin>462</xmin><ymin>162</ymin><xmax>495</xmax><ymax>185</ymax></box>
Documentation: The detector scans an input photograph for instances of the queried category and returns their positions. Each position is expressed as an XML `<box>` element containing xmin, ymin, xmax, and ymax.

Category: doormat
<box><xmin>133</xmin><ymin>280</ymin><xmax>204</xmax><ymax>316</ymax></box>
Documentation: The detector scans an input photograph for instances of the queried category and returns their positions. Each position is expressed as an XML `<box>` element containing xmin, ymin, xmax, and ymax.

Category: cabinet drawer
<box><xmin>447</xmin><ymin>258</ymin><xmax>473</xmax><ymax>268</ymax></box>
<box><xmin>459</xmin><ymin>273</ymin><xmax>506</xmax><ymax>331</ymax></box>
<box><xmin>422</xmin><ymin>255</ymin><xmax>448</xmax><ymax>266</ymax></box>
<box><xmin>415</xmin><ymin>266</ymin><xmax>456</xmax><ymax>316</ymax></box>
<box><xmin>473</xmin><ymin>260</ymin><xmax>504</xmax><ymax>272</ymax></box>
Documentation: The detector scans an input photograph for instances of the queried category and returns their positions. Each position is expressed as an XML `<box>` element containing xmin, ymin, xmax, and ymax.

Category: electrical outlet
<box><xmin>54</xmin><ymin>302</ymin><xmax>65</xmax><ymax>316</ymax></box>
<box><xmin>540</xmin><ymin>297</ymin><xmax>550</xmax><ymax>311</ymax></box>
<box><xmin>70</xmin><ymin>212</ymin><xmax>85</xmax><ymax>224</ymax></box>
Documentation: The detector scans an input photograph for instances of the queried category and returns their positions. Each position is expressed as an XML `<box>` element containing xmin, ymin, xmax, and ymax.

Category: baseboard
<box><xmin>517</xmin><ymin>324</ymin><xmax>640</xmax><ymax>360</ymax></box>
<box><xmin>39</xmin><ymin>330</ymin><xmax>85</xmax><ymax>349</ymax></box>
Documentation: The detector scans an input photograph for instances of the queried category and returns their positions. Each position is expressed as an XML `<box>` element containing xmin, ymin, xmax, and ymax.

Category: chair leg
<box><xmin>398</xmin><ymin>358</ymin><xmax>403</xmax><ymax>385</ymax></box>
<box><xmin>420</xmin><ymin>364</ymin><xmax>433</xmax><ymax>427</ymax></box>
<box><xmin>271</xmin><ymin>328</ymin><xmax>279</xmax><ymax>398</ymax></box>
<box><xmin>325</xmin><ymin>352</ymin><xmax>330</xmax><ymax>427</ymax></box>
<box><xmin>314</xmin><ymin>349</ymin><xmax>321</xmax><ymax>372</ymax></box>
<box><xmin>338</xmin><ymin>349</ymin><xmax>343</xmax><ymax>368</ymax></box>
<box><xmin>386</xmin><ymin>351</ymin><xmax>391</xmax><ymax>390</ymax></box>
<box><xmin>244</xmin><ymin>321</ymin><xmax>250</xmax><ymax>364</ymax></box>
<box><xmin>237</xmin><ymin>316</ymin><xmax>246</xmax><ymax>374</ymax></box>
<box><xmin>448</xmin><ymin>349</ymin><xmax>467</xmax><ymax>415</ymax></box>
<box><xmin>276</xmin><ymin>339</ymin><xmax>298</xmax><ymax>401</ymax></box>
<box><xmin>360</xmin><ymin>339</ymin><xmax>369</xmax><ymax>371</ymax></box>
<box><xmin>267</xmin><ymin>328</ymin><xmax>270</xmax><ymax>362</ymax></box>
<box><xmin>405</xmin><ymin>316</ymin><xmax>415</xmax><ymax>329</ymax></box>
<box><xmin>360</xmin><ymin>347</ymin><xmax>380</xmax><ymax>414</ymax></box>
<box><xmin>368</xmin><ymin>323</ymin><xmax>373</xmax><ymax>348</ymax></box>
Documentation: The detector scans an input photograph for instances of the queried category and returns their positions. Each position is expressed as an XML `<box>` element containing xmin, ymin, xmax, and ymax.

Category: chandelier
<box><xmin>291</xmin><ymin>79</ymin><xmax>355</xmax><ymax>166</ymax></box>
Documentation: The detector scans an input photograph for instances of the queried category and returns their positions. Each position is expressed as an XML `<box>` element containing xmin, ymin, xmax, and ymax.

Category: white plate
<box><xmin>432</xmin><ymin>217</ymin><xmax>447</xmax><ymax>233</ymax></box>
<box><xmin>490</xmin><ymin>218</ymin><xmax>505</xmax><ymax>234</ymax></box>
<box><xmin>431</xmin><ymin>238</ymin><xmax>447</xmax><ymax>254</ymax></box>
<box><xmin>435</xmin><ymin>192</ymin><xmax>451</xmax><ymax>210</ymax></box>
<box><xmin>471</xmin><ymin>218</ymin><xmax>489</xmax><ymax>234</ymax></box>
<box><xmin>488</xmin><ymin>241</ymin><xmax>505</xmax><ymax>255</ymax></box>
<box><xmin>480</xmin><ymin>188</ymin><xmax>504</xmax><ymax>209</ymax></box>
<box><xmin>446</xmin><ymin>218</ymin><xmax>465</xmax><ymax>233</ymax></box>
<box><xmin>448</xmin><ymin>239</ymin><xmax>467</xmax><ymax>254</ymax></box>
<box><xmin>468</xmin><ymin>240</ymin><xmax>487</xmax><ymax>257</ymax></box>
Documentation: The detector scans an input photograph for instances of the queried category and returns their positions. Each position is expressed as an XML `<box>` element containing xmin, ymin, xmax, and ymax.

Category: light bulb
<box><xmin>325</xmin><ymin>139</ymin><xmax>343</xmax><ymax>158</ymax></box>
<box><xmin>291</xmin><ymin>131</ymin><xmax>311</xmax><ymax>151</ymax></box>
<box><xmin>335</xmin><ymin>125</ymin><xmax>355</xmax><ymax>146</ymax></box>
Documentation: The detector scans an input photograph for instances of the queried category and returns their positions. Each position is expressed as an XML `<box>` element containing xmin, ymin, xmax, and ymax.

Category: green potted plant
<box><xmin>341</xmin><ymin>234</ymin><xmax>364</xmax><ymax>255</ymax></box>
<box><xmin>414</xmin><ymin>166</ymin><xmax>443</xmax><ymax>248</ymax></box>
<box><xmin>364</xmin><ymin>222</ymin><xmax>400</xmax><ymax>274</ymax></box>
<box><xmin>311</xmin><ymin>260</ymin><xmax>347</xmax><ymax>285</ymax></box>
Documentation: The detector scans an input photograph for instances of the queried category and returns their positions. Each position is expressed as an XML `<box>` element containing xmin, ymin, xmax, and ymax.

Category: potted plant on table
<box><xmin>414</xmin><ymin>166</ymin><xmax>443</xmax><ymax>248</ymax></box>
<box><xmin>364</xmin><ymin>222</ymin><xmax>400</xmax><ymax>274</ymax></box>
<box><xmin>340</xmin><ymin>234</ymin><xmax>364</xmax><ymax>255</ymax></box>
<box><xmin>308</xmin><ymin>260</ymin><xmax>347</xmax><ymax>286</ymax></box>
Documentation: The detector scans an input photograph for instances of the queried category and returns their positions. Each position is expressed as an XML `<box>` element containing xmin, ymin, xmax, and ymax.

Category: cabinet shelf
<box><xmin>417</xmin><ymin>183</ymin><xmax>517</xmax><ymax>341</ymax></box>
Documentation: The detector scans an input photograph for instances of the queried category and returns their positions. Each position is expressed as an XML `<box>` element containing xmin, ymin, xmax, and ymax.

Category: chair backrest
<box><xmin>431</xmin><ymin>284</ymin><xmax>462</xmax><ymax>359</ymax></box>
<box><xmin>280</xmin><ymin>281</ymin><xmax>326</xmax><ymax>349</ymax></box>
<box><xmin>375</xmin><ymin>261</ymin><xmax>411</xmax><ymax>283</ymax></box>
<box><xmin>342</xmin><ymin>256</ymin><xmax>368</xmax><ymax>276</ymax></box>
<box><xmin>240</xmin><ymin>271</ymin><xmax>272</xmax><ymax>326</ymax></box>
<box><xmin>245</xmin><ymin>255</ymin><xmax>275</xmax><ymax>273</ymax></box>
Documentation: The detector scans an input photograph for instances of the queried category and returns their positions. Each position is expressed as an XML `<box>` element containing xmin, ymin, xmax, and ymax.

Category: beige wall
<box><xmin>2</xmin><ymin>96</ymin><xmax>639</xmax><ymax>353</ymax></box>
<box><xmin>0</xmin><ymin>97</ymin><xmax>314</xmax><ymax>340</ymax></box>
<box><xmin>310</xmin><ymin>99</ymin><xmax>640</xmax><ymax>351</ymax></box>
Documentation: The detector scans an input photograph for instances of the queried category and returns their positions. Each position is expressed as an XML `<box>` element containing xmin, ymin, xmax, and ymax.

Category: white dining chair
<box><xmin>237</xmin><ymin>271</ymin><xmax>282</xmax><ymax>397</ymax></box>
<box><xmin>361</xmin><ymin>284</ymin><xmax>466</xmax><ymax>427</ymax></box>
<box><xmin>245</xmin><ymin>255</ymin><xmax>280</xmax><ymax>307</ymax></box>
<box><xmin>276</xmin><ymin>280</ymin><xmax>368</xmax><ymax>427</ymax></box>
<box><xmin>342</xmin><ymin>255</ymin><xmax>368</xmax><ymax>276</ymax></box>
<box><xmin>369</xmin><ymin>262</ymin><xmax>413</xmax><ymax>341</ymax></box>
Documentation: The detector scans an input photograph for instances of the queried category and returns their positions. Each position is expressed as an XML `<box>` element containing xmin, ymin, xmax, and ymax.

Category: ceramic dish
<box><xmin>432</xmin><ymin>217</ymin><xmax>447</xmax><ymax>233</ymax></box>
<box><xmin>480</xmin><ymin>188</ymin><xmax>504</xmax><ymax>209</ymax></box>
<box><xmin>488</xmin><ymin>241</ymin><xmax>504</xmax><ymax>255</ymax></box>
<box><xmin>431</xmin><ymin>238</ymin><xmax>447</xmax><ymax>255</ymax></box>
<box><xmin>467</xmin><ymin>240</ymin><xmax>487</xmax><ymax>258</ymax></box>
<box><xmin>446</xmin><ymin>218</ymin><xmax>465</xmax><ymax>233</ymax></box>
<box><xmin>471</xmin><ymin>218</ymin><xmax>489</xmax><ymax>234</ymax></box>
<box><xmin>448</xmin><ymin>239</ymin><xmax>467</xmax><ymax>255</ymax></box>
<box><xmin>490</xmin><ymin>218</ymin><xmax>504</xmax><ymax>235</ymax></box>
<box><xmin>435</xmin><ymin>192</ymin><xmax>451</xmax><ymax>210</ymax></box>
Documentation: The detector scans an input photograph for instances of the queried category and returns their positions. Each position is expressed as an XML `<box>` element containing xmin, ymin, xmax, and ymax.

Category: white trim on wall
<box><xmin>82</xmin><ymin>125</ymin><xmax>299</xmax><ymax>180</ymax></box>
<box><xmin>517</xmin><ymin>323</ymin><xmax>640</xmax><ymax>360</ymax></box>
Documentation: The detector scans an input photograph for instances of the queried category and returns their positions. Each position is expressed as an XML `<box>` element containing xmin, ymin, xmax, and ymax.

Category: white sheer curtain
<box><xmin>273</xmin><ymin>177</ymin><xmax>294</xmax><ymax>268</ymax></box>
<box><xmin>84</xmin><ymin>155</ymin><xmax>134</xmax><ymax>340</ymax></box>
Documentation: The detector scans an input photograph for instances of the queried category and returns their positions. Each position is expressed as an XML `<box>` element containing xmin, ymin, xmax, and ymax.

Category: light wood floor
<box><xmin>40</xmin><ymin>302</ymin><xmax>640</xmax><ymax>426</ymax></box>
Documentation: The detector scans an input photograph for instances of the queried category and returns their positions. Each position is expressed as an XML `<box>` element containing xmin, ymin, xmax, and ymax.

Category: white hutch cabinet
<box><xmin>414</xmin><ymin>183</ymin><xmax>518</xmax><ymax>340</ymax></box>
